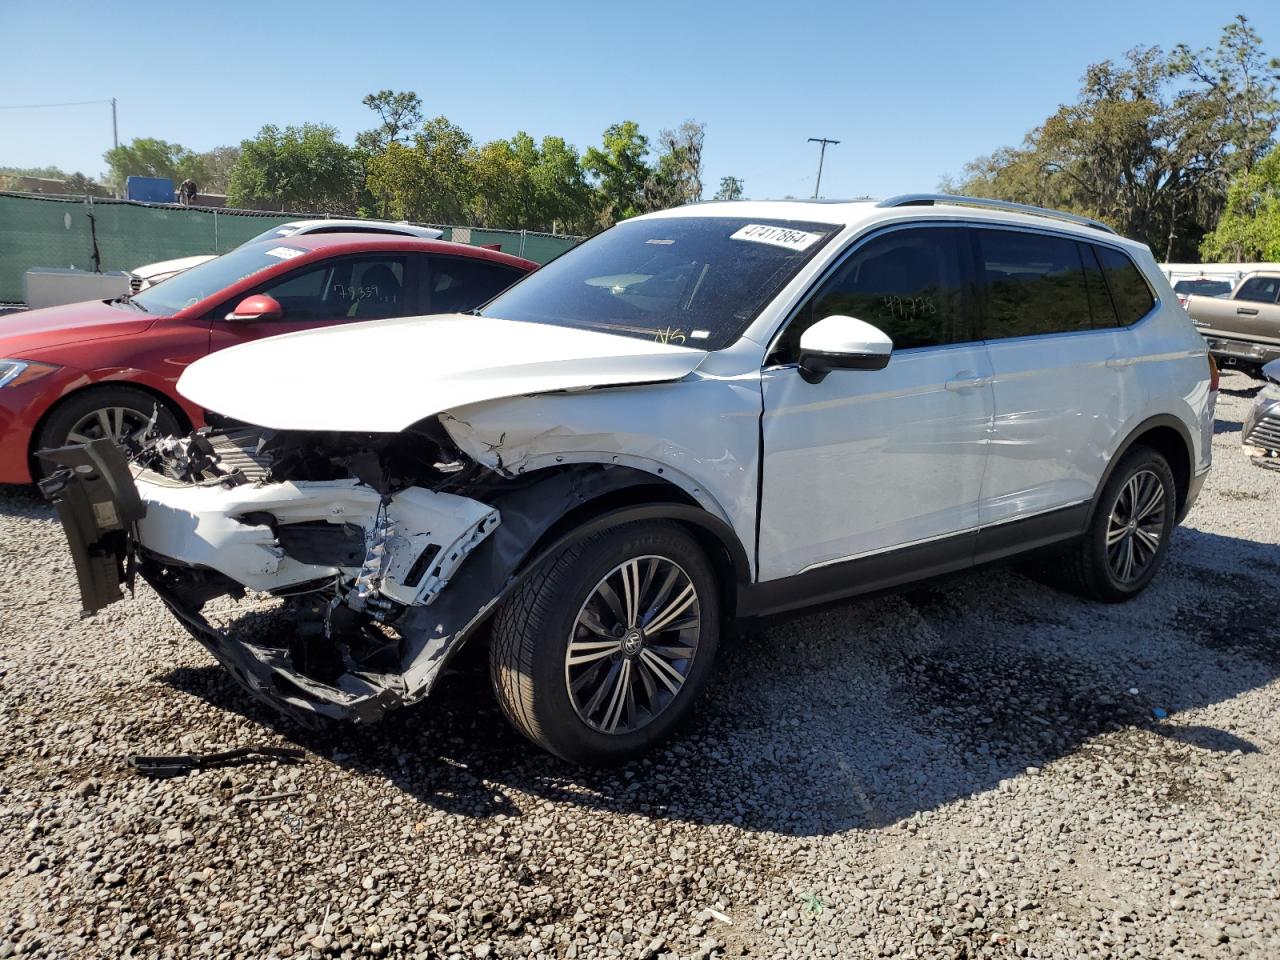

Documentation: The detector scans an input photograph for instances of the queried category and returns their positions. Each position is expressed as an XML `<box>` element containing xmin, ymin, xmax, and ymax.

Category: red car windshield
<box><xmin>129</xmin><ymin>243</ymin><xmax>309</xmax><ymax>315</ymax></box>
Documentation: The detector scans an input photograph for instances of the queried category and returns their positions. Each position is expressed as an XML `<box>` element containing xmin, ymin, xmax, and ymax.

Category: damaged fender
<box><xmin>38</xmin><ymin>426</ymin><xmax>749</xmax><ymax>730</ymax></box>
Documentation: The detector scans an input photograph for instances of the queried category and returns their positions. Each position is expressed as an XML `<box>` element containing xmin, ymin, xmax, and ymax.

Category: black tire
<box><xmin>36</xmin><ymin>386</ymin><xmax>182</xmax><ymax>476</ymax></box>
<box><xmin>1063</xmin><ymin>446</ymin><xmax>1177</xmax><ymax>603</ymax></box>
<box><xmin>489</xmin><ymin>520</ymin><xmax>721</xmax><ymax>765</ymax></box>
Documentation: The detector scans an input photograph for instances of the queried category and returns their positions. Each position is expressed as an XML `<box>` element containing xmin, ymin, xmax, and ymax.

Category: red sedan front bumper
<box><xmin>0</xmin><ymin>370</ymin><xmax>74</xmax><ymax>484</ymax></box>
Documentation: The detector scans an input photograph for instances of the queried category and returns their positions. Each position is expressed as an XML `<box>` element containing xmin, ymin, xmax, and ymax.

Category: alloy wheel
<box><xmin>1105</xmin><ymin>468</ymin><xmax>1166</xmax><ymax>583</ymax></box>
<box><xmin>64</xmin><ymin>406</ymin><xmax>152</xmax><ymax>447</ymax></box>
<box><xmin>564</xmin><ymin>555</ymin><xmax>701</xmax><ymax>735</ymax></box>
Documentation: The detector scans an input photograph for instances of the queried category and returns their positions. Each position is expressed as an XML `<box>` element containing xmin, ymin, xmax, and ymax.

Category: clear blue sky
<box><xmin>2</xmin><ymin>0</ymin><xmax>1276</xmax><ymax>200</ymax></box>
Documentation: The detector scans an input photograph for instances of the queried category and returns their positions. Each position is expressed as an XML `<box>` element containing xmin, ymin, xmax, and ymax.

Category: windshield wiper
<box><xmin>110</xmin><ymin>294</ymin><xmax>147</xmax><ymax>313</ymax></box>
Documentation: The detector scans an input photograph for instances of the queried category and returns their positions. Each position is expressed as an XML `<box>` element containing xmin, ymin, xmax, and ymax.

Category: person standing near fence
<box><xmin>178</xmin><ymin>179</ymin><xmax>198</xmax><ymax>206</ymax></box>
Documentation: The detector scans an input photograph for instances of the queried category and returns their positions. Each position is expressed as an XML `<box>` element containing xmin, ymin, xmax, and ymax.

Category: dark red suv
<box><xmin>0</xmin><ymin>234</ymin><xmax>536</xmax><ymax>483</ymax></box>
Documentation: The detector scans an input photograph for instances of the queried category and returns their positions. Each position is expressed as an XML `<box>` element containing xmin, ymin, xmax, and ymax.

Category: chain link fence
<box><xmin>0</xmin><ymin>192</ymin><xmax>581</xmax><ymax>304</ymax></box>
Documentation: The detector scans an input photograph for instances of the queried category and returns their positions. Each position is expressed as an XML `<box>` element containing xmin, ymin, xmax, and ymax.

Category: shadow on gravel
<box><xmin>0</xmin><ymin>483</ymin><xmax>52</xmax><ymax>520</ymax></box>
<box><xmin>1218</xmin><ymin>372</ymin><xmax>1262</xmax><ymax>397</ymax></box>
<box><xmin>157</xmin><ymin>527</ymin><xmax>1279</xmax><ymax>838</ymax></box>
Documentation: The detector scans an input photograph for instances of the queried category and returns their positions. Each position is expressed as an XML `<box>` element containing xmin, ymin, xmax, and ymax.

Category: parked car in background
<box><xmin>38</xmin><ymin>195</ymin><xmax>1215</xmax><ymax>764</ymax></box>
<box><xmin>129</xmin><ymin>219</ymin><xmax>446</xmax><ymax>292</ymax></box>
<box><xmin>1185</xmin><ymin>272</ymin><xmax>1280</xmax><ymax>378</ymax></box>
<box><xmin>1172</xmin><ymin>276</ymin><xmax>1233</xmax><ymax>306</ymax></box>
<box><xmin>1243</xmin><ymin>359</ymin><xmax>1280</xmax><ymax>454</ymax></box>
<box><xmin>0</xmin><ymin>234</ymin><xmax>535</xmax><ymax>483</ymax></box>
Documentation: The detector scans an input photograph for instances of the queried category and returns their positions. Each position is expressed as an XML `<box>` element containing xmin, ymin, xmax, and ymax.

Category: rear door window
<box><xmin>425</xmin><ymin>257</ymin><xmax>526</xmax><ymax>314</ymax></box>
<box><xmin>1094</xmin><ymin>246</ymin><xmax>1156</xmax><ymax>324</ymax></box>
<box><xmin>1233</xmin><ymin>276</ymin><xmax>1280</xmax><ymax>304</ymax></box>
<box><xmin>975</xmin><ymin>229</ymin><xmax>1092</xmax><ymax>338</ymax></box>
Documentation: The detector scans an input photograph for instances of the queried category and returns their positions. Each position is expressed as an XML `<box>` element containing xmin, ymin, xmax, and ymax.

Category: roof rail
<box><xmin>876</xmin><ymin>193</ymin><xmax>1117</xmax><ymax>235</ymax></box>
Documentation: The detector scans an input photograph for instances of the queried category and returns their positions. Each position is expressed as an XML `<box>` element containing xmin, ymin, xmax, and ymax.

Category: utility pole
<box><xmin>807</xmin><ymin>137</ymin><xmax>839</xmax><ymax>199</ymax></box>
<box><xmin>111</xmin><ymin>98</ymin><xmax>119</xmax><ymax>198</ymax></box>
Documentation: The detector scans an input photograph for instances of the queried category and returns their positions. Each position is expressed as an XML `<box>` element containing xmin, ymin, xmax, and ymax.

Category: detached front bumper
<box><xmin>1243</xmin><ymin>387</ymin><xmax>1280</xmax><ymax>452</ymax></box>
<box><xmin>39</xmin><ymin>438</ymin><xmax>501</xmax><ymax>727</ymax></box>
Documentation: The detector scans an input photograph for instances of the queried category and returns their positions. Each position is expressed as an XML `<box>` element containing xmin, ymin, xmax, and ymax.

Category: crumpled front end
<box><xmin>38</xmin><ymin>426</ymin><xmax>520</xmax><ymax>726</ymax></box>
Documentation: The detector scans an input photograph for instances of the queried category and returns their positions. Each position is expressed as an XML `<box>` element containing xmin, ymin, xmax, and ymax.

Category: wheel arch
<box><xmin>28</xmin><ymin>380</ymin><xmax>193</xmax><ymax>470</ymax></box>
<box><xmin>1088</xmin><ymin>414</ymin><xmax>1195</xmax><ymax>525</ymax></box>
<box><xmin>512</xmin><ymin>475</ymin><xmax>753</xmax><ymax>620</ymax></box>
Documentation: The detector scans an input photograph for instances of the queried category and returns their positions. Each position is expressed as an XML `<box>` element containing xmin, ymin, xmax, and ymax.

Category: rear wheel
<box><xmin>489</xmin><ymin>521</ymin><xmax>720</xmax><ymax>765</ymax></box>
<box><xmin>36</xmin><ymin>386</ymin><xmax>181</xmax><ymax>476</ymax></box>
<box><xmin>1064</xmin><ymin>446</ymin><xmax>1177</xmax><ymax>602</ymax></box>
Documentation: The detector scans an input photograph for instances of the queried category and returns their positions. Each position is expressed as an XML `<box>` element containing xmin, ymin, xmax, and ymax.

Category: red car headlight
<box><xmin>0</xmin><ymin>359</ymin><xmax>61</xmax><ymax>390</ymax></box>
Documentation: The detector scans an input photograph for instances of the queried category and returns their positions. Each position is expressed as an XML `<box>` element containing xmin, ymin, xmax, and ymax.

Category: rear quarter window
<box><xmin>1094</xmin><ymin>246</ymin><xmax>1156</xmax><ymax>325</ymax></box>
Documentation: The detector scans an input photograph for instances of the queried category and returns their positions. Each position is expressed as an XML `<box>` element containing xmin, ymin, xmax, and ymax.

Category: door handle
<box><xmin>1237</xmin><ymin>306</ymin><xmax>1259</xmax><ymax>316</ymax></box>
<box><xmin>944</xmin><ymin>373</ymin><xmax>991</xmax><ymax>392</ymax></box>
<box><xmin>1105</xmin><ymin>356</ymin><xmax>1137</xmax><ymax>369</ymax></box>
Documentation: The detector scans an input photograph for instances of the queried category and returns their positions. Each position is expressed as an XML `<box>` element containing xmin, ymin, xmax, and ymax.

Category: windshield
<box><xmin>130</xmin><ymin>242</ymin><xmax>307</xmax><ymax>314</ymax></box>
<box><xmin>479</xmin><ymin>217</ymin><xmax>839</xmax><ymax>350</ymax></box>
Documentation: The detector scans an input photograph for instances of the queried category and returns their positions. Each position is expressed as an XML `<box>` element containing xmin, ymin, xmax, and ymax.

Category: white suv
<box><xmin>41</xmin><ymin>195</ymin><xmax>1216</xmax><ymax>765</ymax></box>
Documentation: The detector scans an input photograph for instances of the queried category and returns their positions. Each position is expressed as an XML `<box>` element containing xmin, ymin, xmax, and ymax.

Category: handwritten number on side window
<box><xmin>880</xmin><ymin>295</ymin><xmax>936</xmax><ymax>321</ymax></box>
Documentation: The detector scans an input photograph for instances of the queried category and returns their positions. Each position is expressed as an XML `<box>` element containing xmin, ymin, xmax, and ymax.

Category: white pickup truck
<box><xmin>1185</xmin><ymin>272</ymin><xmax>1280</xmax><ymax>379</ymax></box>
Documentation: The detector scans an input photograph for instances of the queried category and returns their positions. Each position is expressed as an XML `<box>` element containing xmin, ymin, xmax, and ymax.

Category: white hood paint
<box><xmin>177</xmin><ymin>313</ymin><xmax>708</xmax><ymax>432</ymax></box>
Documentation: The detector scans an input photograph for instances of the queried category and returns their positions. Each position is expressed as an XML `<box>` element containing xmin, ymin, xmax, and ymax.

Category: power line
<box><xmin>0</xmin><ymin>98</ymin><xmax>114</xmax><ymax>110</ymax></box>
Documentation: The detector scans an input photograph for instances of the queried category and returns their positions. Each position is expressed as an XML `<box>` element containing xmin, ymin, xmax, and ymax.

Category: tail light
<box><xmin>1208</xmin><ymin>354</ymin><xmax>1219</xmax><ymax>392</ymax></box>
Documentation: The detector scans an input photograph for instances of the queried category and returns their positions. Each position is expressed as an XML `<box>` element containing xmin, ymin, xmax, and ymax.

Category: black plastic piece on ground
<box><xmin>128</xmin><ymin>745</ymin><xmax>305</xmax><ymax>779</ymax></box>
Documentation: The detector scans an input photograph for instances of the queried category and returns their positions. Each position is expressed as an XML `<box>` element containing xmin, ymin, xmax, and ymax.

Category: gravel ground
<box><xmin>1</xmin><ymin>376</ymin><xmax>1278</xmax><ymax>960</ymax></box>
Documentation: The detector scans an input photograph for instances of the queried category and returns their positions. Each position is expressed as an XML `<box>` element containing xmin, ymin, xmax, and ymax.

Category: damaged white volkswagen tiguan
<box><xmin>40</xmin><ymin>195</ymin><xmax>1216</xmax><ymax>765</ymax></box>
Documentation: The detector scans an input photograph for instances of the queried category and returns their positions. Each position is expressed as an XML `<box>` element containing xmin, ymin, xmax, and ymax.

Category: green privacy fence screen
<box><xmin>0</xmin><ymin>192</ymin><xmax>582</xmax><ymax>303</ymax></box>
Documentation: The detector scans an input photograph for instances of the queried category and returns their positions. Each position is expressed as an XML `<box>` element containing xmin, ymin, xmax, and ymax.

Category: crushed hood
<box><xmin>177</xmin><ymin>313</ymin><xmax>708</xmax><ymax>432</ymax></box>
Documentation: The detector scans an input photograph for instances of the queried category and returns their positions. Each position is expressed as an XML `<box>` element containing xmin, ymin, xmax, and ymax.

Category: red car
<box><xmin>0</xmin><ymin>234</ymin><xmax>536</xmax><ymax>484</ymax></box>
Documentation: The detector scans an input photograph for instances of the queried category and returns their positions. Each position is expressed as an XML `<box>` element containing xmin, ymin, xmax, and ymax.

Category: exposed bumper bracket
<box><xmin>37</xmin><ymin>439</ymin><xmax>145</xmax><ymax>615</ymax></box>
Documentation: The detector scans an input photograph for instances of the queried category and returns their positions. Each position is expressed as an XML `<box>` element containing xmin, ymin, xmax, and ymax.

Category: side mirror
<box><xmin>225</xmin><ymin>293</ymin><xmax>283</xmax><ymax>322</ymax></box>
<box><xmin>798</xmin><ymin>315</ymin><xmax>894</xmax><ymax>383</ymax></box>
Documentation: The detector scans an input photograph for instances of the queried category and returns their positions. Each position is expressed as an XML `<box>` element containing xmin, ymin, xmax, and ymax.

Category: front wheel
<box><xmin>1065</xmin><ymin>446</ymin><xmax>1177</xmax><ymax>602</ymax></box>
<box><xmin>489</xmin><ymin>521</ymin><xmax>720</xmax><ymax>765</ymax></box>
<box><xmin>36</xmin><ymin>386</ymin><xmax>181</xmax><ymax>477</ymax></box>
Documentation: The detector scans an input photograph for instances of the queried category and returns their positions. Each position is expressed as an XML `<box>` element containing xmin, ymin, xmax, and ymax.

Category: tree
<box><xmin>643</xmin><ymin>120</ymin><xmax>705</xmax><ymax>211</ymax></box>
<box><xmin>714</xmin><ymin>175</ymin><xmax>745</xmax><ymax>201</ymax></box>
<box><xmin>1171</xmin><ymin>15</ymin><xmax>1280</xmax><ymax>176</ymax></box>
<box><xmin>467</xmin><ymin>134</ymin><xmax>533</xmax><ymax>229</ymax></box>
<box><xmin>365</xmin><ymin>116</ymin><xmax>473</xmax><ymax>223</ymax></box>
<box><xmin>0</xmin><ymin>166</ymin><xmax>106</xmax><ymax>195</ymax></box>
<box><xmin>103</xmin><ymin>138</ymin><xmax>207</xmax><ymax>193</ymax></box>
<box><xmin>1201</xmin><ymin>142</ymin><xmax>1280</xmax><ymax>260</ymax></box>
<box><xmin>943</xmin><ymin>18</ymin><xmax>1280</xmax><ymax>259</ymax></box>
<box><xmin>466</xmin><ymin>132</ymin><xmax>594</xmax><ymax>233</ymax></box>
<box><xmin>356</xmin><ymin>90</ymin><xmax>424</xmax><ymax>154</ymax></box>
<box><xmin>198</xmin><ymin>146</ymin><xmax>241</xmax><ymax>194</ymax></box>
<box><xmin>527</xmin><ymin>135</ymin><xmax>593</xmax><ymax>234</ymax></box>
<box><xmin>227</xmin><ymin>124</ymin><xmax>360</xmax><ymax>213</ymax></box>
<box><xmin>64</xmin><ymin>172</ymin><xmax>107</xmax><ymax>195</ymax></box>
<box><xmin>584</xmin><ymin>121</ymin><xmax>652</xmax><ymax>227</ymax></box>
